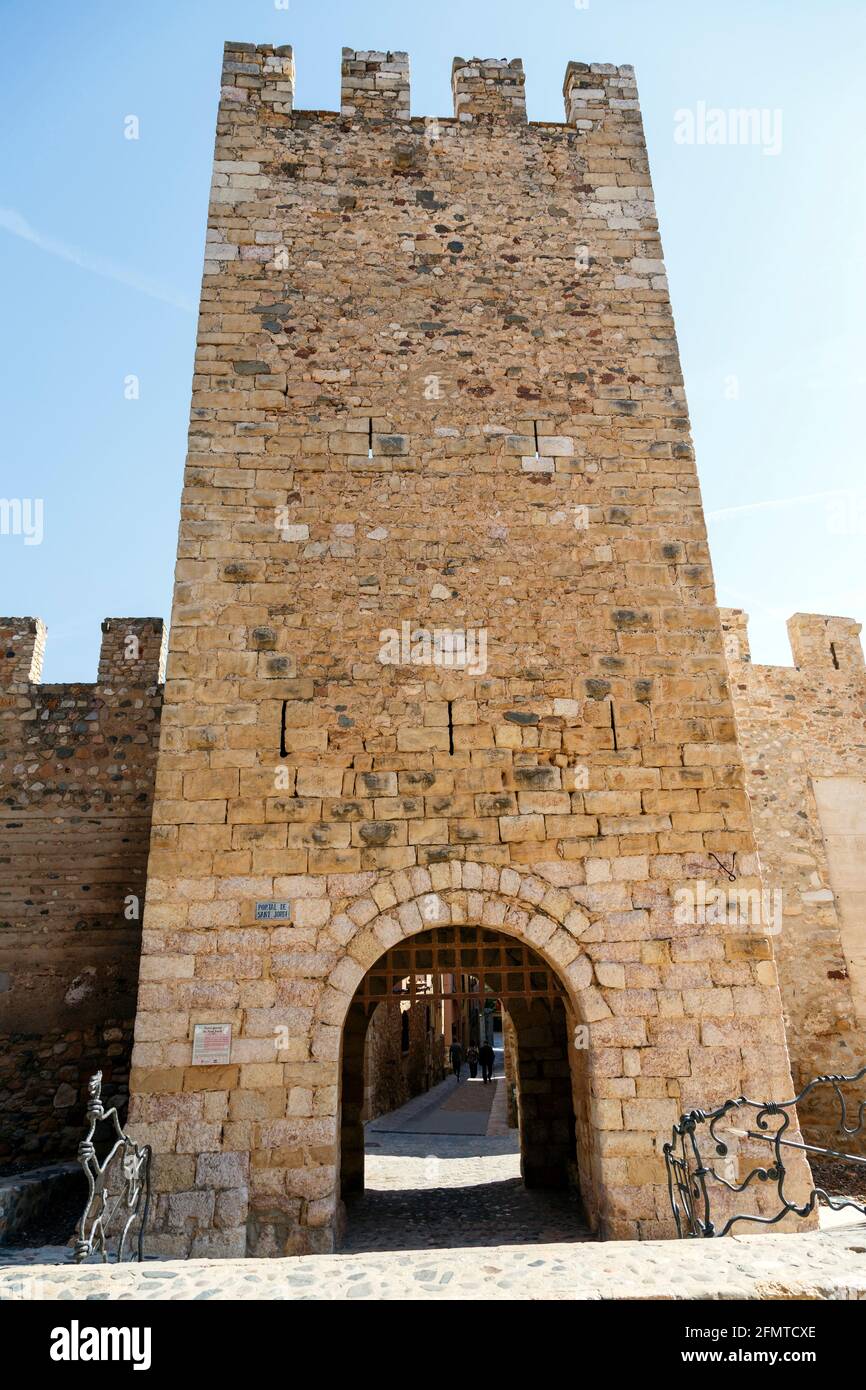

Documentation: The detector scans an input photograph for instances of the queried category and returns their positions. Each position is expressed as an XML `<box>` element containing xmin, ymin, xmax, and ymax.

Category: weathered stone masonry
<box><xmin>124</xmin><ymin>43</ymin><xmax>815</xmax><ymax>1257</ymax></box>
<box><xmin>4</xmin><ymin>608</ymin><xmax>861</xmax><ymax>1184</ymax></box>
<box><xmin>0</xmin><ymin>618</ymin><xmax>165</xmax><ymax>1163</ymax></box>
<box><xmin>722</xmin><ymin>609</ymin><xmax>866</xmax><ymax>1139</ymax></box>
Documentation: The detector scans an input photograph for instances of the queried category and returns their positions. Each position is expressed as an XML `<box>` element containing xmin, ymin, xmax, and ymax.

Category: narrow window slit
<box><xmin>609</xmin><ymin>700</ymin><xmax>619</xmax><ymax>751</ymax></box>
<box><xmin>533</xmin><ymin>420</ymin><xmax>540</xmax><ymax>459</ymax></box>
<box><xmin>367</xmin><ymin>417</ymin><xmax>374</xmax><ymax>460</ymax></box>
<box><xmin>447</xmin><ymin>700</ymin><xmax>455</xmax><ymax>755</ymax></box>
<box><xmin>279</xmin><ymin>700</ymin><xmax>289</xmax><ymax>758</ymax></box>
<box><xmin>830</xmin><ymin>642</ymin><xmax>840</xmax><ymax>669</ymax></box>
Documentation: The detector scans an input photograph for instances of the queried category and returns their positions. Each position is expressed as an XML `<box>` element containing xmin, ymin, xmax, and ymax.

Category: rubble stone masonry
<box><xmin>123</xmin><ymin>42</ymin><xmax>815</xmax><ymax>1257</ymax></box>
<box><xmin>0</xmin><ymin>618</ymin><xmax>165</xmax><ymax>1163</ymax></box>
<box><xmin>721</xmin><ymin>610</ymin><xmax>866</xmax><ymax>1138</ymax></box>
<box><xmin>361</xmin><ymin>999</ymin><xmax>444</xmax><ymax>1122</ymax></box>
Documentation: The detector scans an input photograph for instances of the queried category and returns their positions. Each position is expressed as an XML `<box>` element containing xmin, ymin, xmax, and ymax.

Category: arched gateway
<box><xmin>339</xmin><ymin>922</ymin><xmax>581</xmax><ymax>1202</ymax></box>
<box><xmin>322</xmin><ymin>867</ymin><xmax>602</xmax><ymax>1247</ymax></box>
<box><xmin>338</xmin><ymin>912</ymin><xmax>591</xmax><ymax>1235</ymax></box>
<box><xmin>245</xmin><ymin>862</ymin><xmax>605</xmax><ymax>1255</ymax></box>
<box><xmin>132</xmin><ymin>861</ymin><xmax>815</xmax><ymax>1257</ymax></box>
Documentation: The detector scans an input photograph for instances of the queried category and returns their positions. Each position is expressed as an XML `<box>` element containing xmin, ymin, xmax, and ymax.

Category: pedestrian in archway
<box><xmin>467</xmin><ymin>1042</ymin><xmax>479</xmax><ymax>1078</ymax></box>
<box><xmin>449</xmin><ymin>1040</ymin><xmax>463</xmax><ymax>1082</ymax></box>
<box><xmin>479</xmin><ymin>1039</ymin><xmax>494</xmax><ymax>1084</ymax></box>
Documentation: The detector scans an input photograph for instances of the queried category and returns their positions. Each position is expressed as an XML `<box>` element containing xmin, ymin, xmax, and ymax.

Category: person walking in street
<box><xmin>449</xmin><ymin>1040</ymin><xmax>463</xmax><ymax>1082</ymax></box>
<box><xmin>479</xmin><ymin>1039</ymin><xmax>494</xmax><ymax>1084</ymax></box>
<box><xmin>467</xmin><ymin>1043</ymin><xmax>479</xmax><ymax>1079</ymax></box>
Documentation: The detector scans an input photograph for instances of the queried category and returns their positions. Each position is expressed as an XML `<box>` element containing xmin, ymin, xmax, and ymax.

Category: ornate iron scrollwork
<box><xmin>664</xmin><ymin>1067</ymin><xmax>866</xmax><ymax>1237</ymax></box>
<box><xmin>73</xmin><ymin>1072</ymin><xmax>151</xmax><ymax>1263</ymax></box>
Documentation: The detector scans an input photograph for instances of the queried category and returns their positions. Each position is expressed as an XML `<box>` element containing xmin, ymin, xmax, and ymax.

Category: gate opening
<box><xmin>338</xmin><ymin>925</ymin><xmax>593</xmax><ymax>1251</ymax></box>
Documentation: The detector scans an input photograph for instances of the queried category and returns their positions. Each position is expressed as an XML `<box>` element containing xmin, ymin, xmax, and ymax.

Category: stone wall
<box><xmin>126</xmin><ymin>42</ymin><xmax>814</xmax><ymax>1258</ymax></box>
<box><xmin>341</xmin><ymin>49</ymin><xmax>410</xmax><ymax>122</ymax></box>
<box><xmin>0</xmin><ymin>1162</ymin><xmax>79</xmax><ymax>1244</ymax></box>
<box><xmin>721</xmin><ymin>609</ymin><xmax>866</xmax><ymax>1138</ymax></box>
<box><xmin>0</xmin><ymin>618</ymin><xmax>165</xmax><ymax>1164</ymax></box>
<box><xmin>503</xmin><ymin>1010</ymin><xmax>519</xmax><ymax>1127</ymax></box>
<box><xmin>362</xmin><ymin>998</ymin><xmax>444</xmax><ymax>1122</ymax></box>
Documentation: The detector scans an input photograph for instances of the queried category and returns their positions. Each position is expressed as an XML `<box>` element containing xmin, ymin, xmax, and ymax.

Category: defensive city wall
<box><xmin>720</xmin><ymin>609</ymin><xmax>866</xmax><ymax>1137</ymax></box>
<box><xmin>0</xmin><ymin>612</ymin><xmax>434</xmax><ymax>1162</ymax></box>
<box><xmin>4</xmin><ymin>607</ymin><xmax>862</xmax><ymax>1167</ymax></box>
<box><xmin>0</xmin><ymin>618</ymin><xmax>165</xmax><ymax>1165</ymax></box>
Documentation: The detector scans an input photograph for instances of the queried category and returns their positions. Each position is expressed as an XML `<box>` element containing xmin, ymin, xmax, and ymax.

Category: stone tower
<box><xmin>128</xmin><ymin>43</ymin><xmax>813</xmax><ymax>1256</ymax></box>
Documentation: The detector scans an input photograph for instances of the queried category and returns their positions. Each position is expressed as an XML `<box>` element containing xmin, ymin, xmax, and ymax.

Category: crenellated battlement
<box><xmin>216</xmin><ymin>41</ymin><xmax>636</xmax><ymax>126</ymax></box>
<box><xmin>788</xmin><ymin>612</ymin><xmax>865</xmax><ymax>674</ymax></box>
<box><xmin>98</xmin><ymin>618</ymin><xmax>167</xmax><ymax>687</ymax></box>
<box><xmin>0</xmin><ymin>616</ymin><xmax>47</xmax><ymax>684</ymax></box>
<box><xmin>563</xmin><ymin>62</ymin><xmax>639</xmax><ymax>131</ymax></box>
<box><xmin>720</xmin><ymin>608</ymin><xmax>865</xmax><ymax>674</ymax></box>
<box><xmin>221</xmin><ymin>41</ymin><xmax>295</xmax><ymax>112</ymax></box>
<box><xmin>451</xmin><ymin>57</ymin><xmax>526</xmax><ymax>124</ymax></box>
<box><xmin>0</xmin><ymin>616</ymin><xmax>166</xmax><ymax>691</ymax></box>
<box><xmin>342</xmin><ymin>49</ymin><xmax>410</xmax><ymax>121</ymax></box>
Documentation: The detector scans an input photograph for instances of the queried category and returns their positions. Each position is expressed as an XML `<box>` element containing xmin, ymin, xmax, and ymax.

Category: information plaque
<box><xmin>192</xmin><ymin>1022</ymin><xmax>232</xmax><ymax>1066</ymax></box>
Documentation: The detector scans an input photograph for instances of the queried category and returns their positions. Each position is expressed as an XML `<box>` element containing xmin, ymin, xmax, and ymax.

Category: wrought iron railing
<box><xmin>73</xmin><ymin>1071</ymin><xmax>151</xmax><ymax>1263</ymax></box>
<box><xmin>664</xmin><ymin>1067</ymin><xmax>866</xmax><ymax>1237</ymax></box>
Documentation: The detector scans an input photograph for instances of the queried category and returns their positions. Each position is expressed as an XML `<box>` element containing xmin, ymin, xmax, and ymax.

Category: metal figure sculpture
<box><xmin>73</xmin><ymin>1072</ymin><xmax>151</xmax><ymax>1263</ymax></box>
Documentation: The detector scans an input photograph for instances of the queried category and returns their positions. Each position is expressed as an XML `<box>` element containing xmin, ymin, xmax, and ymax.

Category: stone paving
<box><xmin>345</xmin><ymin>1060</ymin><xmax>591</xmax><ymax>1251</ymax></box>
<box><xmin>3</xmin><ymin>1052</ymin><xmax>865</xmax><ymax>1299</ymax></box>
<box><xmin>2</xmin><ymin>1226</ymin><xmax>866</xmax><ymax>1301</ymax></box>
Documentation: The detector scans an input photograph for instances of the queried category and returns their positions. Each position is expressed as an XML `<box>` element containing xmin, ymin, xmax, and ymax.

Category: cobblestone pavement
<box><xmin>344</xmin><ymin>1056</ymin><xmax>591</xmax><ymax>1251</ymax></box>
<box><xmin>2</xmin><ymin>1227</ymin><xmax>866</xmax><ymax>1301</ymax></box>
<box><xmin>4</xmin><ymin>1049</ymin><xmax>865</xmax><ymax>1298</ymax></box>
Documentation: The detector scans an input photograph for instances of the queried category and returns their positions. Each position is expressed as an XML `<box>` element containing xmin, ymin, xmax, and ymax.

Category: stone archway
<box><xmin>319</xmin><ymin>861</ymin><xmax>607</xmax><ymax>1247</ymax></box>
<box><xmin>317</xmin><ymin>861</ymin><xmax>605</xmax><ymax>1027</ymax></box>
<box><xmin>130</xmin><ymin>853</ymin><xmax>818</xmax><ymax>1258</ymax></box>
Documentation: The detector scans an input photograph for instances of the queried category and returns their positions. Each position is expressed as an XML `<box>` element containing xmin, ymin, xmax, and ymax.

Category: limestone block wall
<box><xmin>722</xmin><ymin>609</ymin><xmax>866</xmax><ymax>1139</ymax></box>
<box><xmin>0</xmin><ymin>618</ymin><xmax>165</xmax><ymax>1164</ymax></box>
<box><xmin>127</xmin><ymin>42</ymin><xmax>813</xmax><ymax>1257</ymax></box>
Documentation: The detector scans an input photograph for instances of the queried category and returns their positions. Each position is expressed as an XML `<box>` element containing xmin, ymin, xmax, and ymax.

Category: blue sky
<box><xmin>1</xmin><ymin>0</ymin><xmax>864</xmax><ymax>680</ymax></box>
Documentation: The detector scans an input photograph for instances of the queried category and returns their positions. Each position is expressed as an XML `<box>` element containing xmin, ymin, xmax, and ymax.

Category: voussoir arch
<box><xmin>317</xmin><ymin>858</ymin><xmax>613</xmax><ymax>1032</ymax></box>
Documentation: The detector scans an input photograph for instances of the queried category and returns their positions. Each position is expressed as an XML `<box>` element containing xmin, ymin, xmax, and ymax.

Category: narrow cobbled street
<box><xmin>340</xmin><ymin>1039</ymin><xmax>592</xmax><ymax>1253</ymax></box>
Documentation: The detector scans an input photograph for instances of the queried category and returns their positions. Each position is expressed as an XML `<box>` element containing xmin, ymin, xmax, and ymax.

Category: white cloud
<box><xmin>706</xmin><ymin>488</ymin><xmax>859</xmax><ymax>523</ymax></box>
<box><xmin>0</xmin><ymin>207</ymin><xmax>194</xmax><ymax>313</ymax></box>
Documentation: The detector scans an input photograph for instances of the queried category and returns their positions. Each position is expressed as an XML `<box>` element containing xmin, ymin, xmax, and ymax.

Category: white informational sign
<box><xmin>192</xmin><ymin>1022</ymin><xmax>232</xmax><ymax>1066</ymax></box>
<box><xmin>255</xmin><ymin>900</ymin><xmax>292</xmax><ymax>921</ymax></box>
